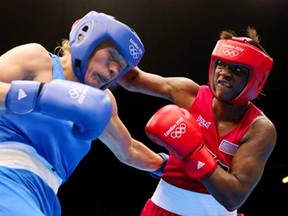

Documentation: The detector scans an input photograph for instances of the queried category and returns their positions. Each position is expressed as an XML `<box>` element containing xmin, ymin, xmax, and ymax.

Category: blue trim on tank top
<box><xmin>49</xmin><ymin>53</ymin><xmax>66</xmax><ymax>80</ymax></box>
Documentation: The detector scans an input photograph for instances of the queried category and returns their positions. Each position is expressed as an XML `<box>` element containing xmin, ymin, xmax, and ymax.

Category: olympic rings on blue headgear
<box><xmin>69</xmin><ymin>11</ymin><xmax>145</xmax><ymax>89</ymax></box>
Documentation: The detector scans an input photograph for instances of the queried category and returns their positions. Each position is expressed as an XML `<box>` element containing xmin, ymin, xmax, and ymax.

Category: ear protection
<box><xmin>69</xmin><ymin>11</ymin><xmax>145</xmax><ymax>89</ymax></box>
<box><xmin>208</xmin><ymin>37</ymin><xmax>273</xmax><ymax>104</ymax></box>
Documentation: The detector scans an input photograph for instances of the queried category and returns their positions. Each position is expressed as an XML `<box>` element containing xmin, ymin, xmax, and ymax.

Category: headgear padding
<box><xmin>69</xmin><ymin>11</ymin><xmax>145</xmax><ymax>89</ymax></box>
<box><xmin>208</xmin><ymin>37</ymin><xmax>273</xmax><ymax>104</ymax></box>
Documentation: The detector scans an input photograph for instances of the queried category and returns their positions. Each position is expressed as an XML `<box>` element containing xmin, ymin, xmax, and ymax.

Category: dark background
<box><xmin>1</xmin><ymin>1</ymin><xmax>288</xmax><ymax>215</ymax></box>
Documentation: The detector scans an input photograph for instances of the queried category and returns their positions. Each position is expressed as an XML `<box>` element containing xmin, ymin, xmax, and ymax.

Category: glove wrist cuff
<box><xmin>185</xmin><ymin>145</ymin><xmax>217</xmax><ymax>180</ymax></box>
<box><xmin>149</xmin><ymin>152</ymin><xmax>169</xmax><ymax>178</ymax></box>
<box><xmin>6</xmin><ymin>81</ymin><xmax>42</xmax><ymax>114</ymax></box>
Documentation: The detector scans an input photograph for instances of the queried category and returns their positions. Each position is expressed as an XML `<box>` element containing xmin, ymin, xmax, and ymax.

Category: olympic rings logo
<box><xmin>129</xmin><ymin>45</ymin><xmax>140</xmax><ymax>59</ymax></box>
<box><xmin>222</xmin><ymin>48</ymin><xmax>239</xmax><ymax>57</ymax></box>
<box><xmin>171</xmin><ymin>123</ymin><xmax>186</xmax><ymax>138</ymax></box>
<box><xmin>68</xmin><ymin>85</ymin><xmax>83</xmax><ymax>99</ymax></box>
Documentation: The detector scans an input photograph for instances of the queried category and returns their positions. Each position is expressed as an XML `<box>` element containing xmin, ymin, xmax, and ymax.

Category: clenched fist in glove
<box><xmin>145</xmin><ymin>104</ymin><xmax>217</xmax><ymax>180</ymax></box>
<box><xmin>6</xmin><ymin>79</ymin><xmax>112</xmax><ymax>141</ymax></box>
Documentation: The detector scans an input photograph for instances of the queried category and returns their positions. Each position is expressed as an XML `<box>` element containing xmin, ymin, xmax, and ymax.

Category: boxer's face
<box><xmin>84</xmin><ymin>42</ymin><xmax>127</xmax><ymax>88</ymax></box>
<box><xmin>213</xmin><ymin>60</ymin><xmax>249</xmax><ymax>102</ymax></box>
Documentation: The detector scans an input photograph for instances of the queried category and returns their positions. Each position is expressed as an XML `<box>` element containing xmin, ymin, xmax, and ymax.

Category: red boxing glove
<box><xmin>145</xmin><ymin>104</ymin><xmax>217</xmax><ymax>180</ymax></box>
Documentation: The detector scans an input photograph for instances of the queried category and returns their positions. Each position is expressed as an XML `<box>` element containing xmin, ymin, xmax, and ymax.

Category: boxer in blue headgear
<box><xmin>0</xmin><ymin>10</ymin><xmax>164</xmax><ymax>216</ymax></box>
<box><xmin>69</xmin><ymin>10</ymin><xmax>145</xmax><ymax>89</ymax></box>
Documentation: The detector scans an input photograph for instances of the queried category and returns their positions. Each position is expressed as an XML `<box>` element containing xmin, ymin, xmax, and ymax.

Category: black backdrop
<box><xmin>1</xmin><ymin>1</ymin><xmax>288</xmax><ymax>215</ymax></box>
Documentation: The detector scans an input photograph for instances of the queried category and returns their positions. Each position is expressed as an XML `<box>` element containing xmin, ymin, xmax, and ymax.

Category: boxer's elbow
<box><xmin>220</xmin><ymin>196</ymin><xmax>246</xmax><ymax>212</ymax></box>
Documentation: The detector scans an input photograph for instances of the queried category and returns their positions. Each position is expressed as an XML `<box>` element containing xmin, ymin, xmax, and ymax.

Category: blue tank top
<box><xmin>0</xmin><ymin>53</ymin><xmax>92</xmax><ymax>184</ymax></box>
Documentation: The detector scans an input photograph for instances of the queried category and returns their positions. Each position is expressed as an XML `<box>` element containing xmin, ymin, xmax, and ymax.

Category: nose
<box><xmin>219</xmin><ymin>68</ymin><xmax>232</xmax><ymax>80</ymax></box>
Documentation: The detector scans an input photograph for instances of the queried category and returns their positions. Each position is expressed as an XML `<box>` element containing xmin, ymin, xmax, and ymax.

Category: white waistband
<box><xmin>0</xmin><ymin>142</ymin><xmax>62</xmax><ymax>194</ymax></box>
<box><xmin>151</xmin><ymin>179</ymin><xmax>237</xmax><ymax>216</ymax></box>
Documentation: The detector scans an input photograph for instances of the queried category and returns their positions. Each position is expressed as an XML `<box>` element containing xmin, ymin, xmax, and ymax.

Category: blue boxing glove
<box><xmin>5</xmin><ymin>79</ymin><xmax>112</xmax><ymax>141</ymax></box>
<box><xmin>150</xmin><ymin>153</ymin><xmax>169</xmax><ymax>178</ymax></box>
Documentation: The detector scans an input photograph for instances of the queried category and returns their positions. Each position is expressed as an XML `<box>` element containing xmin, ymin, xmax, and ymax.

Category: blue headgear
<box><xmin>69</xmin><ymin>11</ymin><xmax>145</xmax><ymax>89</ymax></box>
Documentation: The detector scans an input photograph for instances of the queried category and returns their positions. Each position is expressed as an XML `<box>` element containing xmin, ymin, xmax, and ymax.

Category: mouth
<box><xmin>97</xmin><ymin>74</ymin><xmax>109</xmax><ymax>84</ymax></box>
<box><xmin>218</xmin><ymin>80</ymin><xmax>232</xmax><ymax>88</ymax></box>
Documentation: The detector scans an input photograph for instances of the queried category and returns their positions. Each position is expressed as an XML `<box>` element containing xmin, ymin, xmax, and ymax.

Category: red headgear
<box><xmin>208</xmin><ymin>37</ymin><xmax>273</xmax><ymax>104</ymax></box>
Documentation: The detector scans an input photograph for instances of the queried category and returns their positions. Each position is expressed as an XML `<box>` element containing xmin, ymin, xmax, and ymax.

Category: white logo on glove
<box><xmin>197</xmin><ymin>161</ymin><xmax>205</xmax><ymax>170</ymax></box>
<box><xmin>68</xmin><ymin>85</ymin><xmax>89</xmax><ymax>104</ymax></box>
<box><xmin>171</xmin><ymin>123</ymin><xmax>186</xmax><ymax>138</ymax></box>
<box><xmin>17</xmin><ymin>89</ymin><xmax>27</xmax><ymax>100</ymax></box>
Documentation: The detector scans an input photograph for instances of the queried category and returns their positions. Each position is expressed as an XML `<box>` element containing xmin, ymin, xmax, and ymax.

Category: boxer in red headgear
<box><xmin>208</xmin><ymin>36</ymin><xmax>273</xmax><ymax>104</ymax></box>
<box><xmin>118</xmin><ymin>26</ymin><xmax>276</xmax><ymax>216</ymax></box>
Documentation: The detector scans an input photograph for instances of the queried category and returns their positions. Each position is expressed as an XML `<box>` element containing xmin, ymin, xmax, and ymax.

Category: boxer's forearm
<box><xmin>99</xmin><ymin>114</ymin><xmax>164</xmax><ymax>172</ymax></box>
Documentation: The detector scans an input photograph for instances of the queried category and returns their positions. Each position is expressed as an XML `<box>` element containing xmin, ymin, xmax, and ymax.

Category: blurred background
<box><xmin>1</xmin><ymin>0</ymin><xmax>287</xmax><ymax>215</ymax></box>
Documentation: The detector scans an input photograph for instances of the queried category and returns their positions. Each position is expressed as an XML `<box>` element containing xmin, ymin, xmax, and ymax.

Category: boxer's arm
<box><xmin>99</xmin><ymin>115</ymin><xmax>165</xmax><ymax>171</ymax></box>
<box><xmin>149</xmin><ymin>152</ymin><xmax>169</xmax><ymax>178</ymax></box>
<box><xmin>201</xmin><ymin>117</ymin><xmax>276</xmax><ymax>211</ymax></box>
<box><xmin>0</xmin><ymin>43</ymin><xmax>53</xmax><ymax>82</ymax></box>
<box><xmin>98</xmin><ymin>90</ymin><xmax>165</xmax><ymax>172</ymax></box>
<box><xmin>0</xmin><ymin>43</ymin><xmax>55</xmax><ymax>109</ymax></box>
<box><xmin>118</xmin><ymin>67</ymin><xmax>199</xmax><ymax>109</ymax></box>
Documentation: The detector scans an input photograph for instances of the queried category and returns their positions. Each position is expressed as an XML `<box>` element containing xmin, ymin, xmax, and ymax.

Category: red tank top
<box><xmin>161</xmin><ymin>85</ymin><xmax>261</xmax><ymax>193</ymax></box>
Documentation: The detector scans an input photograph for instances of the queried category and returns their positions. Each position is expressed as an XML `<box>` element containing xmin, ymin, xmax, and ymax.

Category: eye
<box><xmin>110</xmin><ymin>70</ymin><xmax>116</xmax><ymax>76</ymax></box>
<box><xmin>235</xmin><ymin>66</ymin><xmax>242</xmax><ymax>73</ymax></box>
<box><xmin>237</xmin><ymin>67</ymin><xmax>242</xmax><ymax>72</ymax></box>
<box><xmin>228</xmin><ymin>65</ymin><xmax>250</xmax><ymax>78</ymax></box>
<box><xmin>235</xmin><ymin>66</ymin><xmax>248</xmax><ymax>73</ymax></box>
<box><xmin>228</xmin><ymin>65</ymin><xmax>242</xmax><ymax>73</ymax></box>
<box><xmin>108</xmin><ymin>61</ymin><xmax>122</xmax><ymax>77</ymax></box>
<box><xmin>217</xmin><ymin>61</ymin><xmax>226</xmax><ymax>69</ymax></box>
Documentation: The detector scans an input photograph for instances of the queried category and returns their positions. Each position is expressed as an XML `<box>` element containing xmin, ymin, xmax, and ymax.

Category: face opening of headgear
<box><xmin>208</xmin><ymin>37</ymin><xmax>273</xmax><ymax>104</ymax></box>
<box><xmin>69</xmin><ymin>10</ymin><xmax>145</xmax><ymax>90</ymax></box>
